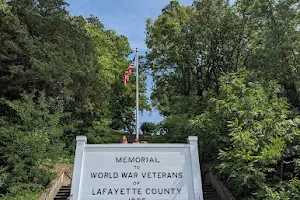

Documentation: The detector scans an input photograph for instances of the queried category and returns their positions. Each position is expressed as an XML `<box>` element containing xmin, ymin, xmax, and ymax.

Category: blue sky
<box><xmin>66</xmin><ymin>0</ymin><xmax>234</xmax><ymax>126</ymax></box>
<box><xmin>66</xmin><ymin>0</ymin><xmax>197</xmax><ymax>125</ymax></box>
<box><xmin>66</xmin><ymin>0</ymin><xmax>194</xmax><ymax>53</ymax></box>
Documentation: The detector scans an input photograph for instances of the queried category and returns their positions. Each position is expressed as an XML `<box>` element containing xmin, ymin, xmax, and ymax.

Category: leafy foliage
<box><xmin>146</xmin><ymin>0</ymin><xmax>300</xmax><ymax>199</ymax></box>
<box><xmin>2</xmin><ymin>183</ymin><xmax>44</xmax><ymax>200</ymax></box>
<box><xmin>200</xmin><ymin>70</ymin><xmax>300</xmax><ymax>198</ymax></box>
<box><xmin>140</xmin><ymin>122</ymin><xmax>158</xmax><ymax>135</ymax></box>
<box><xmin>253</xmin><ymin>178</ymin><xmax>300</xmax><ymax>200</ymax></box>
<box><xmin>0</xmin><ymin>0</ymin><xmax>148</xmax><ymax>198</ymax></box>
<box><xmin>0</xmin><ymin>92</ymin><xmax>63</xmax><ymax>194</ymax></box>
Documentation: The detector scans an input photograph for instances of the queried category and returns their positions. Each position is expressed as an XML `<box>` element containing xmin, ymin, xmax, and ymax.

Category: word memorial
<box><xmin>71</xmin><ymin>136</ymin><xmax>203</xmax><ymax>200</ymax></box>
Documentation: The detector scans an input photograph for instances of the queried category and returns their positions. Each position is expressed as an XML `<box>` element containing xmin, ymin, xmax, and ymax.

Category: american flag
<box><xmin>123</xmin><ymin>57</ymin><xmax>135</xmax><ymax>86</ymax></box>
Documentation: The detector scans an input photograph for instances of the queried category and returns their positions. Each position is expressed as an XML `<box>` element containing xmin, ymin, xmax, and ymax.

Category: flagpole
<box><xmin>135</xmin><ymin>48</ymin><xmax>139</xmax><ymax>141</ymax></box>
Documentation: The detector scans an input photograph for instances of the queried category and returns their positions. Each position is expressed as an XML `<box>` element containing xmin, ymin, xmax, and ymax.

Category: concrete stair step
<box><xmin>61</xmin><ymin>186</ymin><xmax>70</xmax><ymax>188</ymax></box>
<box><xmin>56</xmin><ymin>192</ymin><xmax>70</xmax><ymax>196</ymax></box>
<box><xmin>54</xmin><ymin>185</ymin><xmax>71</xmax><ymax>200</ymax></box>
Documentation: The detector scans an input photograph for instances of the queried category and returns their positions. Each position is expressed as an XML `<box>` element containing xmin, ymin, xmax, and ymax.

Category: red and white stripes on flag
<box><xmin>123</xmin><ymin>57</ymin><xmax>135</xmax><ymax>86</ymax></box>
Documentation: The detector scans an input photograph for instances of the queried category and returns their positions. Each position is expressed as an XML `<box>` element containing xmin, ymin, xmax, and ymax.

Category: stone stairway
<box><xmin>54</xmin><ymin>185</ymin><xmax>71</xmax><ymax>200</ymax></box>
<box><xmin>203</xmin><ymin>184</ymin><xmax>220</xmax><ymax>200</ymax></box>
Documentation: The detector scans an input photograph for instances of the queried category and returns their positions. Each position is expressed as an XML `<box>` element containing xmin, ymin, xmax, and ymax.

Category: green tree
<box><xmin>0</xmin><ymin>92</ymin><xmax>65</xmax><ymax>194</ymax></box>
<box><xmin>234</xmin><ymin>0</ymin><xmax>300</xmax><ymax>108</ymax></box>
<box><xmin>85</xmin><ymin>15</ymin><xmax>149</xmax><ymax>133</ymax></box>
<box><xmin>192</xmin><ymin>69</ymin><xmax>300</xmax><ymax>199</ymax></box>
<box><xmin>0</xmin><ymin>0</ymin><xmax>149</xmax><ymax>197</ymax></box>
<box><xmin>140</xmin><ymin>122</ymin><xmax>158</xmax><ymax>136</ymax></box>
<box><xmin>146</xmin><ymin>0</ymin><xmax>245</xmax><ymax>116</ymax></box>
<box><xmin>146</xmin><ymin>2</ymin><xmax>300</xmax><ymax>198</ymax></box>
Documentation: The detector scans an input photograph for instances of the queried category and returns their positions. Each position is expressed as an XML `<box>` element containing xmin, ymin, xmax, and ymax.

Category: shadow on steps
<box><xmin>203</xmin><ymin>183</ymin><xmax>220</xmax><ymax>200</ymax></box>
<box><xmin>54</xmin><ymin>185</ymin><xmax>71</xmax><ymax>200</ymax></box>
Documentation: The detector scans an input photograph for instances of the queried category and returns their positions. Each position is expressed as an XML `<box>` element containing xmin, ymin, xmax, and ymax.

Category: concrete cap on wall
<box><xmin>76</xmin><ymin>136</ymin><xmax>87</xmax><ymax>143</ymax></box>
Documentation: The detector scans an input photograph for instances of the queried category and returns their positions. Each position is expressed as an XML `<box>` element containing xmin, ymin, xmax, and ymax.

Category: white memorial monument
<box><xmin>71</xmin><ymin>136</ymin><xmax>204</xmax><ymax>200</ymax></box>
